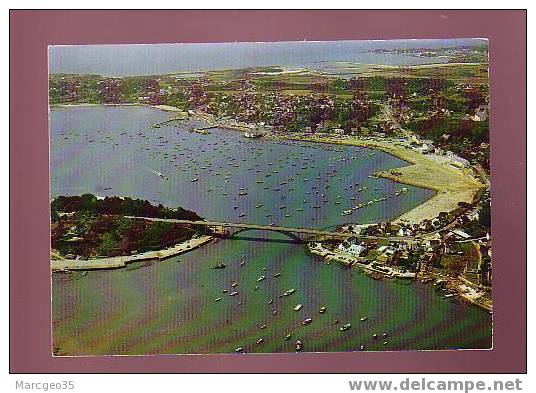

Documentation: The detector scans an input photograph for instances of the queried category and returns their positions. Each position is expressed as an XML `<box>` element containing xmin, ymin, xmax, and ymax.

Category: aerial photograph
<box><xmin>49</xmin><ymin>38</ymin><xmax>492</xmax><ymax>356</ymax></box>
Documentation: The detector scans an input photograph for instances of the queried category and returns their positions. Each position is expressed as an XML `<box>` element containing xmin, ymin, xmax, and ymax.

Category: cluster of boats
<box><xmin>67</xmin><ymin>119</ymin><xmax>406</xmax><ymax>227</ymax></box>
<box><xmin>58</xmin><ymin>115</ymin><xmax>404</xmax><ymax>354</ymax></box>
<box><xmin>62</xmin><ymin>116</ymin><xmax>419</xmax><ymax>235</ymax></box>
<box><xmin>340</xmin><ymin>188</ymin><xmax>410</xmax><ymax>216</ymax></box>
<box><xmin>210</xmin><ymin>257</ymin><xmax>383</xmax><ymax>354</ymax></box>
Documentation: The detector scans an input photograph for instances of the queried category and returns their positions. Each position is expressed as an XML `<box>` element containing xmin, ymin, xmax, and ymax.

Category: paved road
<box><xmin>380</xmin><ymin>103</ymin><xmax>417</xmax><ymax>141</ymax></box>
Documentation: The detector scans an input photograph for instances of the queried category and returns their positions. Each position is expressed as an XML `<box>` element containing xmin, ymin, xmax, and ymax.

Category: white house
<box><xmin>466</xmin><ymin>209</ymin><xmax>480</xmax><ymax>221</ymax></box>
<box><xmin>338</xmin><ymin>243</ymin><xmax>365</xmax><ymax>256</ymax></box>
<box><xmin>347</xmin><ymin>244</ymin><xmax>366</xmax><ymax>256</ymax></box>
<box><xmin>415</xmin><ymin>143</ymin><xmax>434</xmax><ymax>154</ymax></box>
<box><xmin>451</xmin><ymin>229</ymin><xmax>471</xmax><ymax>239</ymax></box>
<box><xmin>469</xmin><ymin>106</ymin><xmax>489</xmax><ymax>122</ymax></box>
<box><xmin>384</xmin><ymin>247</ymin><xmax>396</xmax><ymax>256</ymax></box>
<box><xmin>446</xmin><ymin>151</ymin><xmax>470</xmax><ymax>168</ymax></box>
<box><xmin>397</xmin><ymin>228</ymin><xmax>413</xmax><ymax>237</ymax></box>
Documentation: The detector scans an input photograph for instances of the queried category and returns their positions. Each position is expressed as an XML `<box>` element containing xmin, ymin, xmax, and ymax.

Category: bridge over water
<box><xmin>125</xmin><ymin>216</ymin><xmax>413</xmax><ymax>243</ymax></box>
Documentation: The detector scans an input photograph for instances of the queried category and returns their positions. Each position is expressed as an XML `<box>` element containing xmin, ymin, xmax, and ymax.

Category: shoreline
<box><xmin>179</xmin><ymin>108</ymin><xmax>484</xmax><ymax>225</ymax></box>
<box><xmin>50</xmin><ymin>102</ymin><xmax>485</xmax><ymax>225</ymax></box>
<box><xmin>308</xmin><ymin>243</ymin><xmax>492</xmax><ymax>313</ymax></box>
<box><xmin>51</xmin><ymin>235</ymin><xmax>214</xmax><ymax>272</ymax></box>
<box><xmin>49</xmin><ymin>102</ymin><xmax>188</xmax><ymax>115</ymax></box>
<box><xmin>50</xmin><ymin>104</ymin><xmax>490</xmax><ymax>311</ymax></box>
<box><xmin>281</xmin><ymin>134</ymin><xmax>484</xmax><ymax>224</ymax></box>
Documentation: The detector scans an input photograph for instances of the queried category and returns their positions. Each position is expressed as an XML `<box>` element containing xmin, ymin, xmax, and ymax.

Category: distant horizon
<box><xmin>49</xmin><ymin>38</ymin><xmax>487</xmax><ymax>77</ymax></box>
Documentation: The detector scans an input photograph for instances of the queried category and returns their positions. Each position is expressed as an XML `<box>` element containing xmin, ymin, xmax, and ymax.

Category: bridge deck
<box><xmin>125</xmin><ymin>216</ymin><xmax>413</xmax><ymax>242</ymax></box>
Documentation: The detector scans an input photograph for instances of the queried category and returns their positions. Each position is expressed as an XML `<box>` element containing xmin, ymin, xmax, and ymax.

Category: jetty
<box><xmin>151</xmin><ymin>117</ymin><xmax>185</xmax><ymax>128</ymax></box>
<box><xmin>191</xmin><ymin>125</ymin><xmax>217</xmax><ymax>134</ymax></box>
<box><xmin>51</xmin><ymin>235</ymin><xmax>213</xmax><ymax>271</ymax></box>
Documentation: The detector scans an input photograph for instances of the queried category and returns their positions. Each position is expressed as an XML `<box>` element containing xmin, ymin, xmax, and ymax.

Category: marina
<box><xmin>50</xmin><ymin>105</ymin><xmax>491</xmax><ymax>355</ymax></box>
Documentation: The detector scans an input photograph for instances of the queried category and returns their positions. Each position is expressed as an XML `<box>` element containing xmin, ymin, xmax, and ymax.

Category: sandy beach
<box><xmin>50</xmin><ymin>102</ymin><xmax>187</xmax><ymax>116</ymax></box>
<box><xmin>149</xmin><ymin>104</ymin><xmax>188</xmax><ymax>114</ymax></box>
<box><xmin>185</xmin><ymin>110</ymin><xmax>485</xmax><ymax>225</ymax></box>
<box><xmin>285</xmin><ymin>135</ymin><xmax>485</xmax><ymax>224</ymax></box>
<box><xmin>50</xmin><ymin>103</ymin><xmax>139</xmax><ymax>108</ymax></box>
<box><xmin>50</xmin><ymin>103</ymin><xmax>485</xmax><ymax>225</ymax></box>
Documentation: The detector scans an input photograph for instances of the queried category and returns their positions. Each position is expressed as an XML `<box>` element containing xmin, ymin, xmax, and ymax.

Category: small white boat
<box><xmin>244</xmin><ymin>130</ymin><xmax>262</xmax><ymax>138</ymax></box>
<box><xmin>294</xmin><ymin>304</ymin><xmax>303</xmax><ymax>311</ymax></box>
<box><xmin>282</xmin><ymin>288</ymin><xmax>296</xmax><ymax>297</ymax></box>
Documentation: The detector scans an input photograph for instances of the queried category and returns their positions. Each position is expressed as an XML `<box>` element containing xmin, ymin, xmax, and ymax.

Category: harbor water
<box><xmin>50</xmin><ymin>106</ymin><xmax>492</xmax><ymax>355</ymax></box>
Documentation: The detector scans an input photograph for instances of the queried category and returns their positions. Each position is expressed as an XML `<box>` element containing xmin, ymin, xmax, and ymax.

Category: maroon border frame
<box><xmin>10</xmin><ymin>10</ymin><xmax>526</xmax><ymax>373</ymax></box>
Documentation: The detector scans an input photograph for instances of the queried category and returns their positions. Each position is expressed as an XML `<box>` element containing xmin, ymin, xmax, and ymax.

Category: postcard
<box><xmin>48</xmin><ymin>39</ymin><xmax>492</xmax><ymax>356</ymax></box>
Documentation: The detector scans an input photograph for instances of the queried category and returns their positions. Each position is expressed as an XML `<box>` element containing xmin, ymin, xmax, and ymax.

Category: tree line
<box><xmin>51</xmin><ymin>194</ymin><xmax>202</xmax><ymax>221</ymax></box>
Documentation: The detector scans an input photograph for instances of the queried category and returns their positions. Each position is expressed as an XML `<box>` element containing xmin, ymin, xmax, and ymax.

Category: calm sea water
<box><xmin>48</xmin><ymin>39</ymin><xmax>486</xmax><ymax>76</ymax></box>
<box><xmin>50</xmin><ymin>106</ymin><xmax>491</xmax><ymax>355</ymax></box>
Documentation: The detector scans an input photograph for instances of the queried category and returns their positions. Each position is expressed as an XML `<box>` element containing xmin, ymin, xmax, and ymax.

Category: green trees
<box><xmin>402</xmin><ymin>249</ymin><xmax>424</xmax><ymax>271</ymax></box>
<box><xmin>328</xmin><ymin>78</ymin><xmax>348</xmax><ymax>93</ymax></box>
<box><xmin>51</xmin><ymin>197</ymin><xmax>203</xmax><ymax>257</ymax></box>
<box><xmin>479</xmin><ymin>201</ymin><xmax>491</xmax><ymax>228</ymax></box>
<box><xmin>80</xmin><ymin>193</ymin><xmax>98</xmax><ymax>213</ymax></box>
<box><xmin>97</xmin><ymin>233</ymin><xmax>119</xmax><ymax>256</ymax></box>
<box><xmin>51</xmin><ymin>208</ymin><xmax>59</xmax><ymax>223</ymax></box>
<box><xmin>51</xmin><ymin>193</ymin><xmax>97</xmax><ymax>214</ymax></box>
<box><xmin>51</xmin><ymin>194</ymin><xmax>202</xmax><ymax>221</ymax></box>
